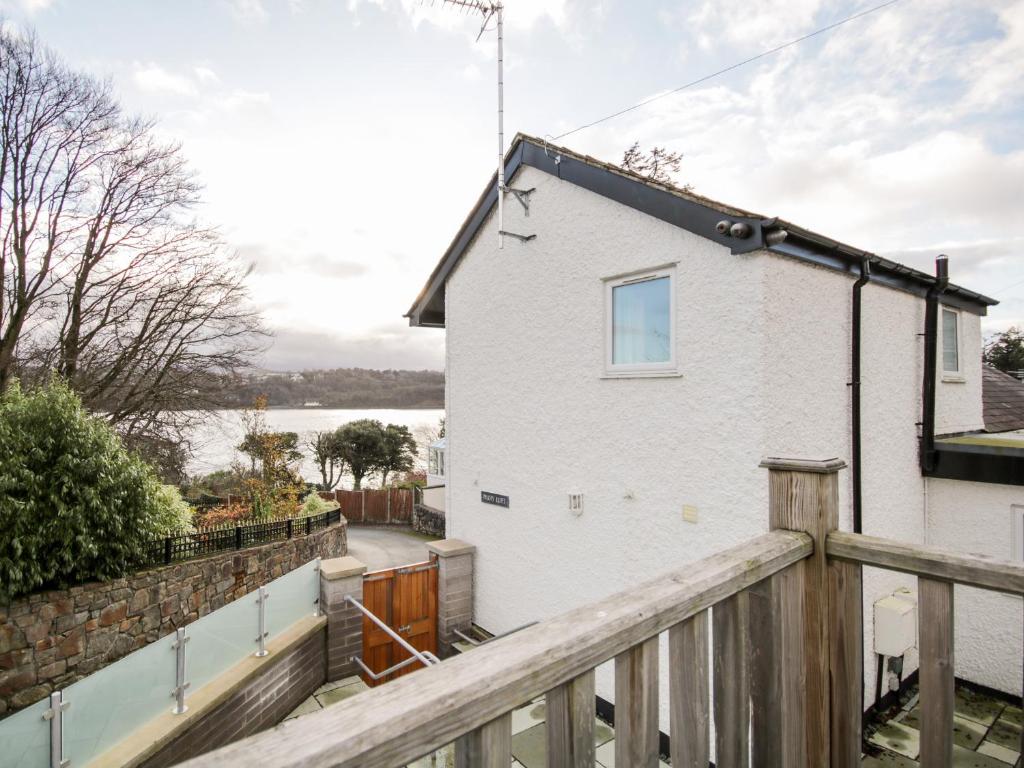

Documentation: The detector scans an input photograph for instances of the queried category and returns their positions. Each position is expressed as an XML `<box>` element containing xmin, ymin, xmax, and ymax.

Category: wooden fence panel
<box><xmin>337</xmin><ymin>490</ymin><xmax>364</xmax><ymax>523</ymax></box>
<box><xmin>389</xmin><ymin>489</ymin><xmax>413</xmax><ymax>523</ymax></box>
<box><xmin>365</xmin><ymin>491</ymin><xmax>389</xmax><ymax>523</ymax></box>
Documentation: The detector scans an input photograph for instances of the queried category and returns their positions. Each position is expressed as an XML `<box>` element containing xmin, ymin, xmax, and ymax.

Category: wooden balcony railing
<box><xmin>180</xmin><ymin>457</ymin><xmax>1024</xmax><ymax>768</ymax></box>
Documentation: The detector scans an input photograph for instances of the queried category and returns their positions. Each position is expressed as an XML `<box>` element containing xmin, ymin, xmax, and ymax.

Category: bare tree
<box><xmin>621</xmin><ymin>141</ymin><xmax>690</xmax><ymax>189</ymax></box>
<box><xmin>0</xmin><ymin>29</ymin><xmax>119</xmax><ymax>389</ymax></box>
<box><xmin>1</xmin><ymin>28</ymin><xmax>267</xmax><ymax>478</ymax></box>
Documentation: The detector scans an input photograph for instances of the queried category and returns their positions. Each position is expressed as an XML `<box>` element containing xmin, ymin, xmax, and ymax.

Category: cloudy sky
<box><xmin>3</xmin><ymin>0</ymin><xmax>1021</xmax><ymax>371</ymax></box>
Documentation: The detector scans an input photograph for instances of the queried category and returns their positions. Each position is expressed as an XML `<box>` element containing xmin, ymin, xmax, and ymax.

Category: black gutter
<box><xmin>851</xmin><ymin>257</ymin><xmax>871</xmax><ymax>534</ymax></box>
<box><xmin>920</xmin><ymin>255</ymin><xmax>949</xmax><ymax>473</ymax></box>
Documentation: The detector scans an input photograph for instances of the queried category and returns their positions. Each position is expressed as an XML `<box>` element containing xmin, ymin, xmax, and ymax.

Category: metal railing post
<box><xmin>43</xmin><ymin>690</ymin><xmax>69</xmax><ymax>768</ymax></box>
<box><xmin>255</xmin><ymin>586</ymin><xmax>270</xmax><ymax>657</ymax></box>
<box><xmin>171</xmin><ymin>627</ymin><xmax>190</xmax><ymax>714</ymax></box>
<box><xmin>313</xmin><ymin>557</ymin><xmax>322</xmax><ymax>617</ymax></box>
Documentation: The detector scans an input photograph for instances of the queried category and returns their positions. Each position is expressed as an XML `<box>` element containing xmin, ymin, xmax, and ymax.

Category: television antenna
<box><xmin>434</xmin><ymin>0</ymin><xmax>533</xmax><ymax>249</ymax></box>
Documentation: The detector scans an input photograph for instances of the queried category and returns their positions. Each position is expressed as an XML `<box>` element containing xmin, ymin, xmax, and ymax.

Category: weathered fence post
<box><xmin>427</xmin><ymin>539</ymin><xmax>475</xmax><ymax>657</ymax></box>
<box><xmin>759</xmin><ymin>456</ymin><xmax>846</xmax><ymax>767</ymax></box>
<box><xmin>321</xmin><ymin>556</ymin><xmax>367</xmax><ymax>681</ymax></box>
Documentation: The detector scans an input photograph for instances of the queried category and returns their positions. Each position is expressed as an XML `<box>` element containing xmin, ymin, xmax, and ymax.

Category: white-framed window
<box><xmin>428</xmin><ymin>447</ymin><xmax>445</xmax><ymax>478</ymax></box>
<box><xmin>1013</xmin><ymin>505</ymin><xmax>1024</xmax><ymax>561</ymax></box>
<box><xmin>604</xmin><ymin>265</ymin><xmax>676</xmax><ymax>376</ymax></box>
<box><xmin>941</xmin><ymin>307</ymin><xmax>960</xmax><ymax>375</ymax></box>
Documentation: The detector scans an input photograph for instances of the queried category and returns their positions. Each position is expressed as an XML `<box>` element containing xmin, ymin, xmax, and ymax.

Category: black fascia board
<box><xmin>406</xmin><ymin>135</ymin><xmax>996</xmax><ymax>327</ymax></box>
<box><xmin>518</xmin><ymin>141</ymin><xmax>766</xmax><ymax>255</ymax></box>
<box><xmin>926</xmin><ymin>443</ymin><xmax>1024</xmax><ymax>486</ymax></box>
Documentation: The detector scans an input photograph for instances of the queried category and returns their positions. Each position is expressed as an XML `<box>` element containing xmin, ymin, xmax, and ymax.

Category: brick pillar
<box><xmin>426</xmin><ymin>539</ymin><xmax>475</xmax><ymax>658</ymax></box>
<box><xmin>320</xmin><ymin>555</ymin><xmax>367</xmax><ymax>681</ymax></box>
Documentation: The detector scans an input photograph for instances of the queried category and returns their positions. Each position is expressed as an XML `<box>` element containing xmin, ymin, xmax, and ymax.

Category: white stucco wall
<box><xmin>441</xmin><ymin>162</ymin><xmax>996</xmax><ymax>729</ymax></box>
<box><xmin>926</xmin><ymin>477</ymin><xmax>1024</xmax><ymax>694</ymax></box>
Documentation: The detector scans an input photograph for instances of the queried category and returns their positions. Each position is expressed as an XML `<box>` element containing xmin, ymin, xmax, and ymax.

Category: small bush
<box><xmin>152</xmin><ymin>485</ymin><xmax>195</xmax><ymax>536</ymax></box>
<box><xmin>193</xmin><ymin>503</ymin><xmax>250</xmax><ymax>528</ymax></box>
<box><xmin>0</xmin><ymin>380</ymin><xmax>165</xmax><ymax>598</ymax></box>
<box><xmin>299</xmin><ymin>492</ymin><xmax>339</xmax><ymax>517</ymax></box>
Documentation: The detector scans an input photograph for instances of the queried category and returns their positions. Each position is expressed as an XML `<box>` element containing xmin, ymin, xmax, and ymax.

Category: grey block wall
<box><xmin>426</xmin><ymin>540</ymin><xmax>475</xmax><ymax>658</ymax></box>
<box><xmin>320</xmin><ymin>556</ymin><xmax>367</xmax><ymax>681</ymax></box>
<box><xmin>140</xmin><ymin>629</ymin><xmax>326</xmax><ymax>768</ymax></box>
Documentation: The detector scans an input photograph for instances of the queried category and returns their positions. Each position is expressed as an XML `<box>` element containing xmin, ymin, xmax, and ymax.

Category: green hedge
<box><xmin>0</xmin><ymin>381</ymin><xmax>168</xmax><ymax>598</ymax></box>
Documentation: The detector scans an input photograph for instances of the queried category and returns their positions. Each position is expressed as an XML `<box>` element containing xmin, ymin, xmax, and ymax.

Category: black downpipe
<box><xmin>920</xmin><ymin>255</ymin><xmax>949</xmax><ymax>473</ymax></box>
<box><xmin>850</xmin><ymin>257</ymin><xmax>871</xmax><ymax>534</ymax></box>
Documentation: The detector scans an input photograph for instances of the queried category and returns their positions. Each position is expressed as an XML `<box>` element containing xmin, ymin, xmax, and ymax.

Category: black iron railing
<box><xmin>142</xmin><ymin>508</ymin><xmax>343</xmax><ymax>567</ymax></box>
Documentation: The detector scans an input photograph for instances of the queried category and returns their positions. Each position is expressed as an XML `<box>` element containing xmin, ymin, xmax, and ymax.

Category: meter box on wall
<box><xmin>873</xmin><ymin>590</ymin><xmax>917</xmax><ymax>657</ymax></box>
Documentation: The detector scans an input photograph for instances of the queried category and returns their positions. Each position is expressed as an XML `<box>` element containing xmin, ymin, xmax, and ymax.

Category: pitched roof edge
<box><xmin>406</xmin><ymin>134</ymin><xmax>997</xmax><ymax>327</ymax></box>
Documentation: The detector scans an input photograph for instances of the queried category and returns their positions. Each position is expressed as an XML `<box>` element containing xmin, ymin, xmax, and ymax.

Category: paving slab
<box><xmin>987</xmin><ymin>719</ymin><xmax>1024</xmax><ymax>751</ymax></box>
<box><xmin>283</xmin><ymin>696</ymin><xmax>322</xmax><ymax>720</ymax></box>
<box><xmin>869</xmin><ymin>721</ymin><xmax>921</xmax><ymax>760</ymax></box>
<box><xmin>862</xmin><ymin>752</ymin><xmax>919</xmax><ymax>767</ymax></box>
<box><xmin>953</xmin><ymin>743</ymin><xmax>1017</xmax><ymax>767</ymax></box>
<box><xmin>977</xmin><ymin>740</ymin><xmax>1020</xmax><ymax>765</ymax></box>
<box><xmin>956</xmin><ymin>688</ymin><xmax>1007</xmax><ymax>727</ymax></box>
<box><xmin>593</xmin><ymin>739</ymin><xmax>669</xmax><ymax>767</ymax></box>
<box><xmin>315</xmin><ymin>680</ymin><xmax>369</xmax><ymax>707</ymax></box>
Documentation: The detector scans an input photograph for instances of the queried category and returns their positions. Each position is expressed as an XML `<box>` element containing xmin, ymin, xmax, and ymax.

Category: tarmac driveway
<box><xmin>345</xmin><ymin>525</ymin><xmax>435</xmax><ymax>572</ymax></box>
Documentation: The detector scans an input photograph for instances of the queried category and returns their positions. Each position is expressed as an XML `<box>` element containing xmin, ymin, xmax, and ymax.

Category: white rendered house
<box><xmin>406</xmin><ymin>134</ymin><xmax>1023</xmax><ymax>729</ymax></box>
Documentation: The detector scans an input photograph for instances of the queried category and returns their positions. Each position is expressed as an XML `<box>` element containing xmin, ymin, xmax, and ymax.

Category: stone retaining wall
<box><xmin>0</xmin><ymin>519</ymin><xmax>346</xmax><ymax>718</ymax></box>
<box><xmin>412</xmin><ymin>504</ymin><xmax>445</xmax><ymax>538</ymax></box>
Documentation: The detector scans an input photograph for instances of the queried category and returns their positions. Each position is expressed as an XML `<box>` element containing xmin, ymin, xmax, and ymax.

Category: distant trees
<box><xmin>0</xmin><ymin>28</ymin><xmax>265</xmax><ymax>480</ymax></box>
<box><xmin>335</xmin><ymin>419</ymin><xmax>385</xmax><ymax>490</ymax></box>
<box><xmin>234</xmin><ymin>398</ymin><xmax>303</xmax><ymax>518</ymax></box>
<box><xmin>319</xmin><ymin>419</ymin><xmax>419</xmax><ymax>490</ymax></box>
<box><xmin>621</xmin><ymin>141</ymin><xmax>690</xmax><ymax>189</ymax></box>
<box><xmin>378</xmin><ymin>424</ymin><xmax>416</xmax><ymax>487</ymax></box>
<box><xmin>224</xmin><ymin>368</ymin><xmax>444</xmax><ymax>409</ymax></box>
<box><xmin>984</xmin><ymin>327</ymin><xmax>1024</xmax><ymax>374</ymax></box>
<box><xmin>308</xmin><ymin>429</ymin><xmax>346</xmax><ymax>491</ymax></box>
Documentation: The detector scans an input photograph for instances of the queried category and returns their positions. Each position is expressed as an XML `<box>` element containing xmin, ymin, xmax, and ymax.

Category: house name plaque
<box><xmin>481</xmin><ymin>491</ymin><xmax>510</xmax><ymax>508</ymax></box>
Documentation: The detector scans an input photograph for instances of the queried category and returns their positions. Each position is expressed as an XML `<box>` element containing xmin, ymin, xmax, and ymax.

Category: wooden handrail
<box><xmin>826</xmin><ymin>531</ymin><xmax>1024</xmax><ymax>594</ymax></box>
<box><xmin>177</xmin><ymin>530</ymin><xmax>811</xmax><ymax>768</ymax></box>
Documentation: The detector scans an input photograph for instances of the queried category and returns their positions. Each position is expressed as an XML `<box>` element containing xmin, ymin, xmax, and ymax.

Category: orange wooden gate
<box><xmin>360</xmin><ymin>559</ymin><xmax>438</xmax><ymax>687</ymax></box>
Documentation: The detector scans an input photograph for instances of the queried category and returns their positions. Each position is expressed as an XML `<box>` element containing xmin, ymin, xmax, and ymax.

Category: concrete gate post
<box><xmin>426</xmin><ymin>539</ymin><xmax>476</xmax><ymax>658</ymax></box>
<box><xmin>321</xmin><ymin>555</ymin><xmax>367</xmax><ymax>681</ymax></box>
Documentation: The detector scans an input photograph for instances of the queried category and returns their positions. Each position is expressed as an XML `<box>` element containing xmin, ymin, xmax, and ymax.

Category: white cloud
<box><xmin>686</xmin><ymin>0</ymin><xmax>822</xmax><ymax>48</ymax></box>
<box><xmin>132</xmin><ymin>63</ymin><xmax>198</xmax><ymax>96</ymax></box>
<box><xmin>462</xmin><ymin>63</ymin><xmax>482</xmax><ymax>81</ymax></box>
<box><xmin>6</xmin><ymin>0</ymin><xmax>53</xmax><ymax>14</ymax></box>
<box><xmin>194</xmin><ymin>66</ymin><xmax>220</xmax><ymax>84</ymax></box>
<box><xmin>227</xmin><ymin>0</ymin><xmax>268</xmax><ymax>23</ymax></box>
<box><xmin>222</xmin><ymin>89</ymin><xmax>271</xmax><ymax>110</ymax></box>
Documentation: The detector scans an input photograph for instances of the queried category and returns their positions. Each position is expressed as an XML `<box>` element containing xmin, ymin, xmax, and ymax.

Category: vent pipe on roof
<box><xmin>920</xmin><ymin>255</ymin><xmax>950</xmax><ymax>474</ymax></box>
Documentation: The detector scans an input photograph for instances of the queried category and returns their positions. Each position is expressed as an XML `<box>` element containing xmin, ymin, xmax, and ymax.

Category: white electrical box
<box><xmin>873</xmin><ymin>591</ymin><xmax>917</xmax><ymax>657</ymax></box>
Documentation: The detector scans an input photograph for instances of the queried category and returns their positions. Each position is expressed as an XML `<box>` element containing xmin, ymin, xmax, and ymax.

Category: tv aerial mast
<box><xmin>434</xmin><ymin>0</ymin><xmax>533</xmax><ymax>249</ymax></box>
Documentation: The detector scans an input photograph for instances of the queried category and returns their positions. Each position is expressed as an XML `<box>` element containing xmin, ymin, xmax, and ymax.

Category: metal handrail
<box><xmin>453</xmin><ymin>622</ymin><xmax>538</xmax><ymax>648</ymax></box>
<box><xmin>344</xmin><ymin>595</ymin><xmax>438</xmax><ymax>671</ymax></box>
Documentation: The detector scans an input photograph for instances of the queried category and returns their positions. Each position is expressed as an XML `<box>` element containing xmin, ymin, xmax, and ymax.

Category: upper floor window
<box><xmin>605</xmin><ymin>266</ymin><xmax>676</xmax><ymax>376</ymax></box>
<box><xmin>428</xmin><ymin>447</ymin><xmax>445</xmax><ymax>477</ymax></box>
<box><xmin>942</xmin><ymin>308</ymin><xmax>960</xmax><ymax>374</ymax></box>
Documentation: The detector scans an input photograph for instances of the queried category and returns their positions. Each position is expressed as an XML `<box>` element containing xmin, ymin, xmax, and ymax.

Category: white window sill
<box><xmin>601</xmin><ymin>370</ymin><xmax>683</xmax><ymax>380</ymax></box>
<box><xmin>941</xmin><ymin>374</ymin><xmax>966</xmax><ymax>383</ymax></box>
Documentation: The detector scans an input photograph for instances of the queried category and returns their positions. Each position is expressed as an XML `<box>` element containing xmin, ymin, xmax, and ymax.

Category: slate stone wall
<box><xmin>412</xmin><ymin>504</ymin><xmax>445</xmax><ymax>538</ymax></box>
<box><xmin>0</xmin><ymin>519</ymin><xmax>346</xmax><ymax>717</ymax></box>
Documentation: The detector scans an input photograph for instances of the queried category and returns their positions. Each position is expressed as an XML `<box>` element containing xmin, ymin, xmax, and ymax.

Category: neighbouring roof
<box><xmin>982</xmin><ymin>366</ymin><xmax>1024</xmax><ymax>433</ymax></box>
<box><xmin>405</xmin><ymin>133</ymin><xmax>998</xmax><ymax>327</ymax></box>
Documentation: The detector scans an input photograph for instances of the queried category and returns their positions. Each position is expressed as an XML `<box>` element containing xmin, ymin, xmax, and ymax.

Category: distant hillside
<box><xmin>224</xmin><ymin>368</ymin><xmax>444</xmax><ymax>409</ymax></box>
